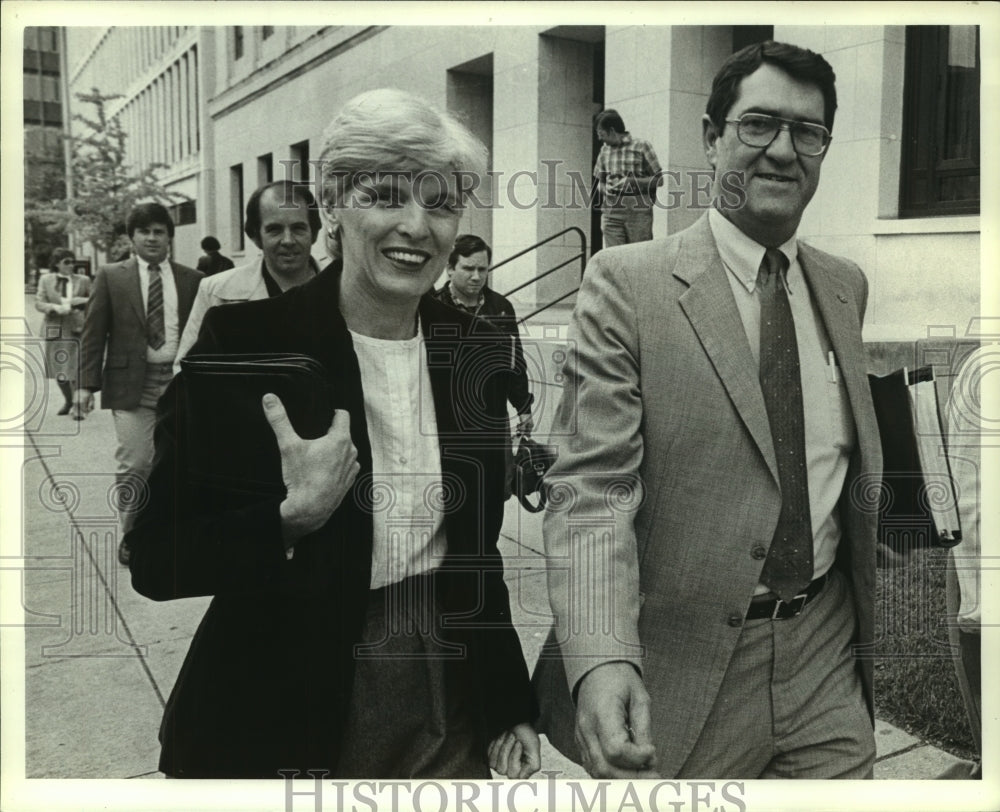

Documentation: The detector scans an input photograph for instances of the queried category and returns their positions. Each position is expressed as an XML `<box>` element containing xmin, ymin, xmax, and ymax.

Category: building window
<box><xmin>41</xmin><ymin>75</ymin><xmax>60</xmax><ymax>102</ymax></box>
<box><xmin>231</xmin><ymin>164</ymin><xmax>245</xmax><ymax>251</ymax></box>
<box><xmin>262</xmin><ymin>26</ymin><xmax>274</xmax><ymax>40</ymax></box>
<box><xmin>290</xmin><ymin>140</ymin><xmax>310</xmax><ymax>185</ymax></box>
<box><xmin>900</xmin><ymin>25</ymin><xmax>980</xmax><ymax>217</ymax></box>
<box><xmin>169</xmin><ymin>200</ymin><xmax>197</xmax><ymax>227</ymax></box>
<box><xmin>23</xmin><ymin>73</ymin><xmax>41</xmax><ymax>101</ymax></box>
<box><xmin>233</xmin><ymin>26</ymin><xmax>244</xmax><ymax>60</ymax></box>
<box><xmin>258</xmin><ymin>153</ymin><xmax>273</xmax><ymax>186</ymax></box>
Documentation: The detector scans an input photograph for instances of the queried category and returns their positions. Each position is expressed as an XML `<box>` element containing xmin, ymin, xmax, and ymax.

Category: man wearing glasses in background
<box><xmin>536</xmin><ymin>41</ymin><xmax>882</xmax><ymax>779</ymax></box>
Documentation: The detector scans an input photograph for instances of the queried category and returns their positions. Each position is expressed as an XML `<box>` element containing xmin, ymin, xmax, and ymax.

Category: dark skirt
<box><xmin>333</xmin><ymin>572</ymin><xmax>490</xmax><ymax>779</ymax></box>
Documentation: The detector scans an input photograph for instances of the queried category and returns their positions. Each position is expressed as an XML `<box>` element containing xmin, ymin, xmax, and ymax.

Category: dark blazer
<box><xmin>196</xmin><ymin>251</ymin><xmax>235</xmax><ymax>276</ymax></box>
<box><xmin>80</xmin><ymin>256</ymin><xmax>202</xmax><ymax>409</ymax></box>
<box><xmin>434</xmin><ymin>283</ymin><xmax>534</xmax><ymax>416</ymax></box>
<box><xmin>126</xmin><ymin>264</ymin><xmax>537</xmax><ymax>778</ymax></box>
<box><xmin>534</xmin><ymin>214</ymin><xmax>882</xmax><ymax>777</ymax></box>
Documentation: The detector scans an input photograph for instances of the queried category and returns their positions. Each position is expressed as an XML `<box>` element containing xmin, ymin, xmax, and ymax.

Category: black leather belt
<box><xmin>745</xmin><ymin>572</ymin><xmax>830</xmax><ymax>620</ymax></box>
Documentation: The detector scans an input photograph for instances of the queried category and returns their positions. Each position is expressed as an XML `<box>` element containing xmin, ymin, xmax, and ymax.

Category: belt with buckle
<box><xmin>745</xmin><ymin>572</ymin><xmax>830</xmax><ymax>621</ymax></box>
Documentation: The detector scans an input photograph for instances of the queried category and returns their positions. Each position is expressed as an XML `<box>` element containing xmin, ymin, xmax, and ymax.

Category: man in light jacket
<box><xmin>175</xmin><ymin>180</ymin><xmax>321</xmax><ymax>372</ymax></box>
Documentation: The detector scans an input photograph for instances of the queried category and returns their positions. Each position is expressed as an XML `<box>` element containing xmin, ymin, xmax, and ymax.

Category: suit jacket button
<box><xmin>728</xmin><ymin>613</ymin><xmax>743</xmax><ymax>628</ymax></box>
<box><xmin>751</xmin><ymin>544</ymin><xmax>767</xmax><ymax>560</ymax></box>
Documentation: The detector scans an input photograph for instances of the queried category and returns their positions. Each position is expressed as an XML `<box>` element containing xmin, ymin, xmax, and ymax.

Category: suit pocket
<box><xmin>826</xmin><ymin>374</ymin><xmax>856</xmax><ymax>450</ymax></box>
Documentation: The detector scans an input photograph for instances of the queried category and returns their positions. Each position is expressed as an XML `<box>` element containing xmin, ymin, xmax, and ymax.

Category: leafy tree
<box><xmin>26</xmin><ymin>88</ymin><xmax>187</xmax><ymax>260</ymax></box>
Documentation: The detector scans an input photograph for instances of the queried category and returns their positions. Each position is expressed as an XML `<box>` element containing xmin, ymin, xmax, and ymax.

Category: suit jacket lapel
<box><xmin>798</xmin><ymin>244</ymin><xmax>875</xmax><ymax>464</ymax></box>
<box><xmin>121</xmin><ymin>257</ymin><xmax>145</xmax><ymax>326</ymax></box>
<box><xmin>676</xmin><ymin>217</ymin><xmax>779</xmax><ymax>483</ymax></box>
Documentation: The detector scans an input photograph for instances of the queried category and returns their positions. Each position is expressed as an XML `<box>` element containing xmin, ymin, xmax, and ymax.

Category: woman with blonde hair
<box><xmin>127</xmin><ymin>88</ymin><xmax>540</xmax><ymax>779</ymax></box>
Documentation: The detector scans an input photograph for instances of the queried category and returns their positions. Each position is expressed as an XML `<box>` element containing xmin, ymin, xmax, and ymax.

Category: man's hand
<box><xmin>54</xmin><ymin>302</ymin><xmax>72</xmax><ymax>316</ymax></box>
<box><xmin>72</xmin><ymin>389</ymin><xmax>94</xmax><ymax>420</ymax></box>
<box><xmin>263</xmin><ymin>395</ymin><xmax>360</xmax><ymax>545</ymax></box>
<box><xmin>516</xmin><ymin>413</ymin><xmax>534</xmax><ymax>437</ymax></box>
<box><xmin>575</xmin><ymin>662</ymin><xmax>658</xmax><ymax>778</ymax></box>
<box><xmin>488</xmin><ymin>722</ymin><xmax>540</xmax><ymax>779</ymax></box>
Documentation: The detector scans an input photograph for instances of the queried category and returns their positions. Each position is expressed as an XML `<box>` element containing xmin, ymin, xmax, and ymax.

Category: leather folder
<box><xmin>178</xmin><ymin>353</ymin><xmax>334</xmax><ymax>497</ymax></box>
<box><xmin>868</xmin><ymin>365</ymin><xmax>961</xmax><ymax>551</ymax></box>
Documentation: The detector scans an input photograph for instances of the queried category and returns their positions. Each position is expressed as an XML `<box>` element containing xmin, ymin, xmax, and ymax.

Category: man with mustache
<box><xmin>175</xmin><ymin>180</ymin><xmax>321</xmax><ymax>371</ymax></box>
<box><xmin>536</xmin><ymin>40</ymin><xmax>882</xmax><ymax>779</ymax></box>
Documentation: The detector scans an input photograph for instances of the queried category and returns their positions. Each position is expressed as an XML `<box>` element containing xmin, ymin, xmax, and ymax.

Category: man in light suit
<box><xmin>534</xmin><ymin>40</ymin><xmax>882</xmax><ymax>779</ymax></box>
<box><xmin>77</xmin><ymin>203</ymin><xmax>202</xmax><ymax>554</ymax></box>
<box><xmin>174</xmin><ymin>180</ymin><xmax>321</xmax><ymax>373</ymax></box>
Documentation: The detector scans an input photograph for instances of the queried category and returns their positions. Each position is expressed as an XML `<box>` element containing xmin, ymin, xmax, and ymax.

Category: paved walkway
<box><xmin>9</xmin><ymin>295</ymin><xmax>979</xmax><ymax>783</ymax></box>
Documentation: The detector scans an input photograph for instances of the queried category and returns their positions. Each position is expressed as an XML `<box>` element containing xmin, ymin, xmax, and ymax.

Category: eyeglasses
<box><xmin>726</xmin><ymin>113</ymin><xmax>832</xmax><ymax>157</ymax></box>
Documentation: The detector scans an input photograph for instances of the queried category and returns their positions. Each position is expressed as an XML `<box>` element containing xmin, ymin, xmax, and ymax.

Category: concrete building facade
<box><xmin>65</xmin><ymin>22</ymin><xmax>983</xmax><ymax>343</ymax></box>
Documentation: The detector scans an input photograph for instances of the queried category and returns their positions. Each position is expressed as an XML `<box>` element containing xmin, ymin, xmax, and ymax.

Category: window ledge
<box><xmin>871</xmin><ymin>215</ymin><xmax>980</xmax><ymax>235</ymax></box>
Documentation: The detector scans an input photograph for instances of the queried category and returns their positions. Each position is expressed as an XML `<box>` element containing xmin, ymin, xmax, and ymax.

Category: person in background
<box><xmin>938</xmin><ymin>346</ymin><xmax>985</xmax><ymax>779</ymax></box>
<box><xmin>434</xmin><ymin>234</ymin><xmax>534</xmax><ymax>496</ymax></box>
<box><xmin>175</xmin><ymin>181</ymin><xmax>322</xmax><ymax>373</ymax></box>
<box><xmin>125</xmin><ymin>88</ymin><xmax>540</xmax><ymax>780</ymax></box>
<box><xmin>536</xmin><ymin>40</ymin><xmax>881</xmax><ymax>779</ymax></box>
<box><xmin>593</xmin><ymin>109</ymin><xmax>663</xmax><ymax>247</ymax></box>
<box><xmin>195</xmin><ymin>235</ymin><xmax>236</xmax><ymax>276</ymax></box>
<box><xmin>34</xmin><ymin>247</ymin><xmax>92</xmax><ymax>416</ymax></box>
<box><xmin>76</xmin><ymin>203</ymin><xmax>202</xmax><ymax>558</ymax></box>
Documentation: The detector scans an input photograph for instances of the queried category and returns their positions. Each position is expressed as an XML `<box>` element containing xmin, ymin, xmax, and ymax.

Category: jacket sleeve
<box><xmin>458</xmin><ymin>335</ymin><xmax>538</xmax><ymax>735</ymax></box>
<box><xmin>173</xmin><ymin>280</ymin><xmax>212</xmax><ymax>375</ymax></box>
<box><xmin>126</xmin><ymin>307</ymin><xmax>290</xmax><ymax>601</ymax></box>
<box><xmin>506</xmin><ymin>309</ymin><xmax>534</xmax><ymax>417</ymax></box>
<box><xmin>542</xmin><ymin>250</ymin><xmax>646</xmax><ymax>694</ymax></box>
<box><xmin>79</xmin><ymin>267</ymin><xmax>111</xmax><ymax>392</ymax></box>
<box><xmin>34</xmin><ymin>278</ymin><xmax>55</xmax><ymax>314</ymax></box>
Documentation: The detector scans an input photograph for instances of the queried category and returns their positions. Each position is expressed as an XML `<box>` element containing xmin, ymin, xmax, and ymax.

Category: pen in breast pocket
<box><xmin>827</xmin><ymin>351</ymin><xmax>838</xmax><ymax>383</ymax></box>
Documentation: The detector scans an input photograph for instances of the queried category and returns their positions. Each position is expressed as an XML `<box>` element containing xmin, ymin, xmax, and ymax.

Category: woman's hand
<box><xmin>263</xmin><ymin>395</ymin><xmax>360</xmax><ymax>547</ymax></box>
<box><xmin>487</xmin><ymin>722</ymin><xmax>540</xmax><ymax>779</ymax></box>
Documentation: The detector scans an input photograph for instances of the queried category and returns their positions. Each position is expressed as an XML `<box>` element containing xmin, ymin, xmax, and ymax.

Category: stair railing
<box><xmin>493</xmin><ymin>226</ymin><xmax>587</xmax><ymax>324</ymax></box>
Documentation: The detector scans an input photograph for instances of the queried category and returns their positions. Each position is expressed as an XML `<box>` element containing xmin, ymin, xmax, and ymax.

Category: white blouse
<box><xmin>349</xmin><ymin>323</ymin><xmax>448</xmax><ymax>589</ymax></box>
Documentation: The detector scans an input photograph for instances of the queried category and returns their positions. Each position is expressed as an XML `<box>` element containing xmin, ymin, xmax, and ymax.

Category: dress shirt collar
<box><xmin>708</xmin><ymin>206</ymin><xmax>799</xmax><ymax>293</ymax></box>
<box><xmin>139</xmin><ymin>259</ymin><xmax>167</xmax><ymax>275</ymax></box>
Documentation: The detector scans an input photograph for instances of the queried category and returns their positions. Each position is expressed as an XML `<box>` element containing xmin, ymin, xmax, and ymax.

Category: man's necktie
<box><xmin>147</xmin><ymin>264</ymin><xmax>165</xmax><ymax>350</ymax></box>
<box><xmin>757</xmin><ymin>248</ymin><xmax>813</xmax><ymax>601</ymax></box>
<box><xmin>56</xmin><ymin>277</ymin><xmax>68</xmax><ymax>297</ymax></box>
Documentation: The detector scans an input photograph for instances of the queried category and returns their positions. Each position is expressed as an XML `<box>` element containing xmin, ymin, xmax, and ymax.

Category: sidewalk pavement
<box><xmin>13</xmin><ymin>295</ymin><xmax>976</xmax><ymax>780</ymax></box>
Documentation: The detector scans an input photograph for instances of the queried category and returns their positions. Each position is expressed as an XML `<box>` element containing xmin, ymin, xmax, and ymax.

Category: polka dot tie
<box><xmin>758</xmin><ymin>248</ymin><xmax>813</xmax><ymax>601</ymax></box>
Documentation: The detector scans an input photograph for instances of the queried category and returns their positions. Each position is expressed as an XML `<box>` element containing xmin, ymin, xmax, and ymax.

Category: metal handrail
<box><xmin>494</xmin><ymin>226</ymin><xmax>587</xmax><ymax>324</ymax></box>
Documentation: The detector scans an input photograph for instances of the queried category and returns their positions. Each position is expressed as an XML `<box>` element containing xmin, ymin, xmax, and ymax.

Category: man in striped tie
<box><xmin>77</xmin><ymin>203</ymin><xmax>203</xmax><ymax>560</ymax></box>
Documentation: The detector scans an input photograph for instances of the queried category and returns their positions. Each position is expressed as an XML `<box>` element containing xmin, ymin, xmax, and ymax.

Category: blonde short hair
<box><xmin>318</xmin><ymin>88</ymin><xmax>487</xmax><ymax>257</ymax></box>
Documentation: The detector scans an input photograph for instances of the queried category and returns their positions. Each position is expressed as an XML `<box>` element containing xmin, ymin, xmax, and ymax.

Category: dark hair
<box><xmin>595</xmin><ymin>109</ymin><xmax>626</xmax><ymax>134</ymax></box>
<box><xmin>49</xmin><ymin>247</ymin><xmax>76</xmax><ymax>267</ymax></box>
<box><xmin>245</xmin><ymin>180</ymin><xmax>321</xmax><ymax>243</ymax></box>
<box><xmin>200</xmin><ymin>235</ymin><xmax>221</xmax><ymax>252</ymax></box>
<box><xmin>448</xmin><ymin>234</ymin><xmax>492</xmax><ymax>268</ymax></box>
<box><xmin>706</xmin><ymin>40</ymin><xmax>837</xmax><ymax>133</ymax></box>
<box><xmin>126</xmin><ymin>202</ymin><xmax>175</xmax><ymax>239</ymax></box>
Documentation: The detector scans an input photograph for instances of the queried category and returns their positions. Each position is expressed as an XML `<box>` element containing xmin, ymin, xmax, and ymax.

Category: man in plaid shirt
<box><xmin>593</xmin><ymin>109</ymin><xmax>664</xmax><ymax>247</ymax></box>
